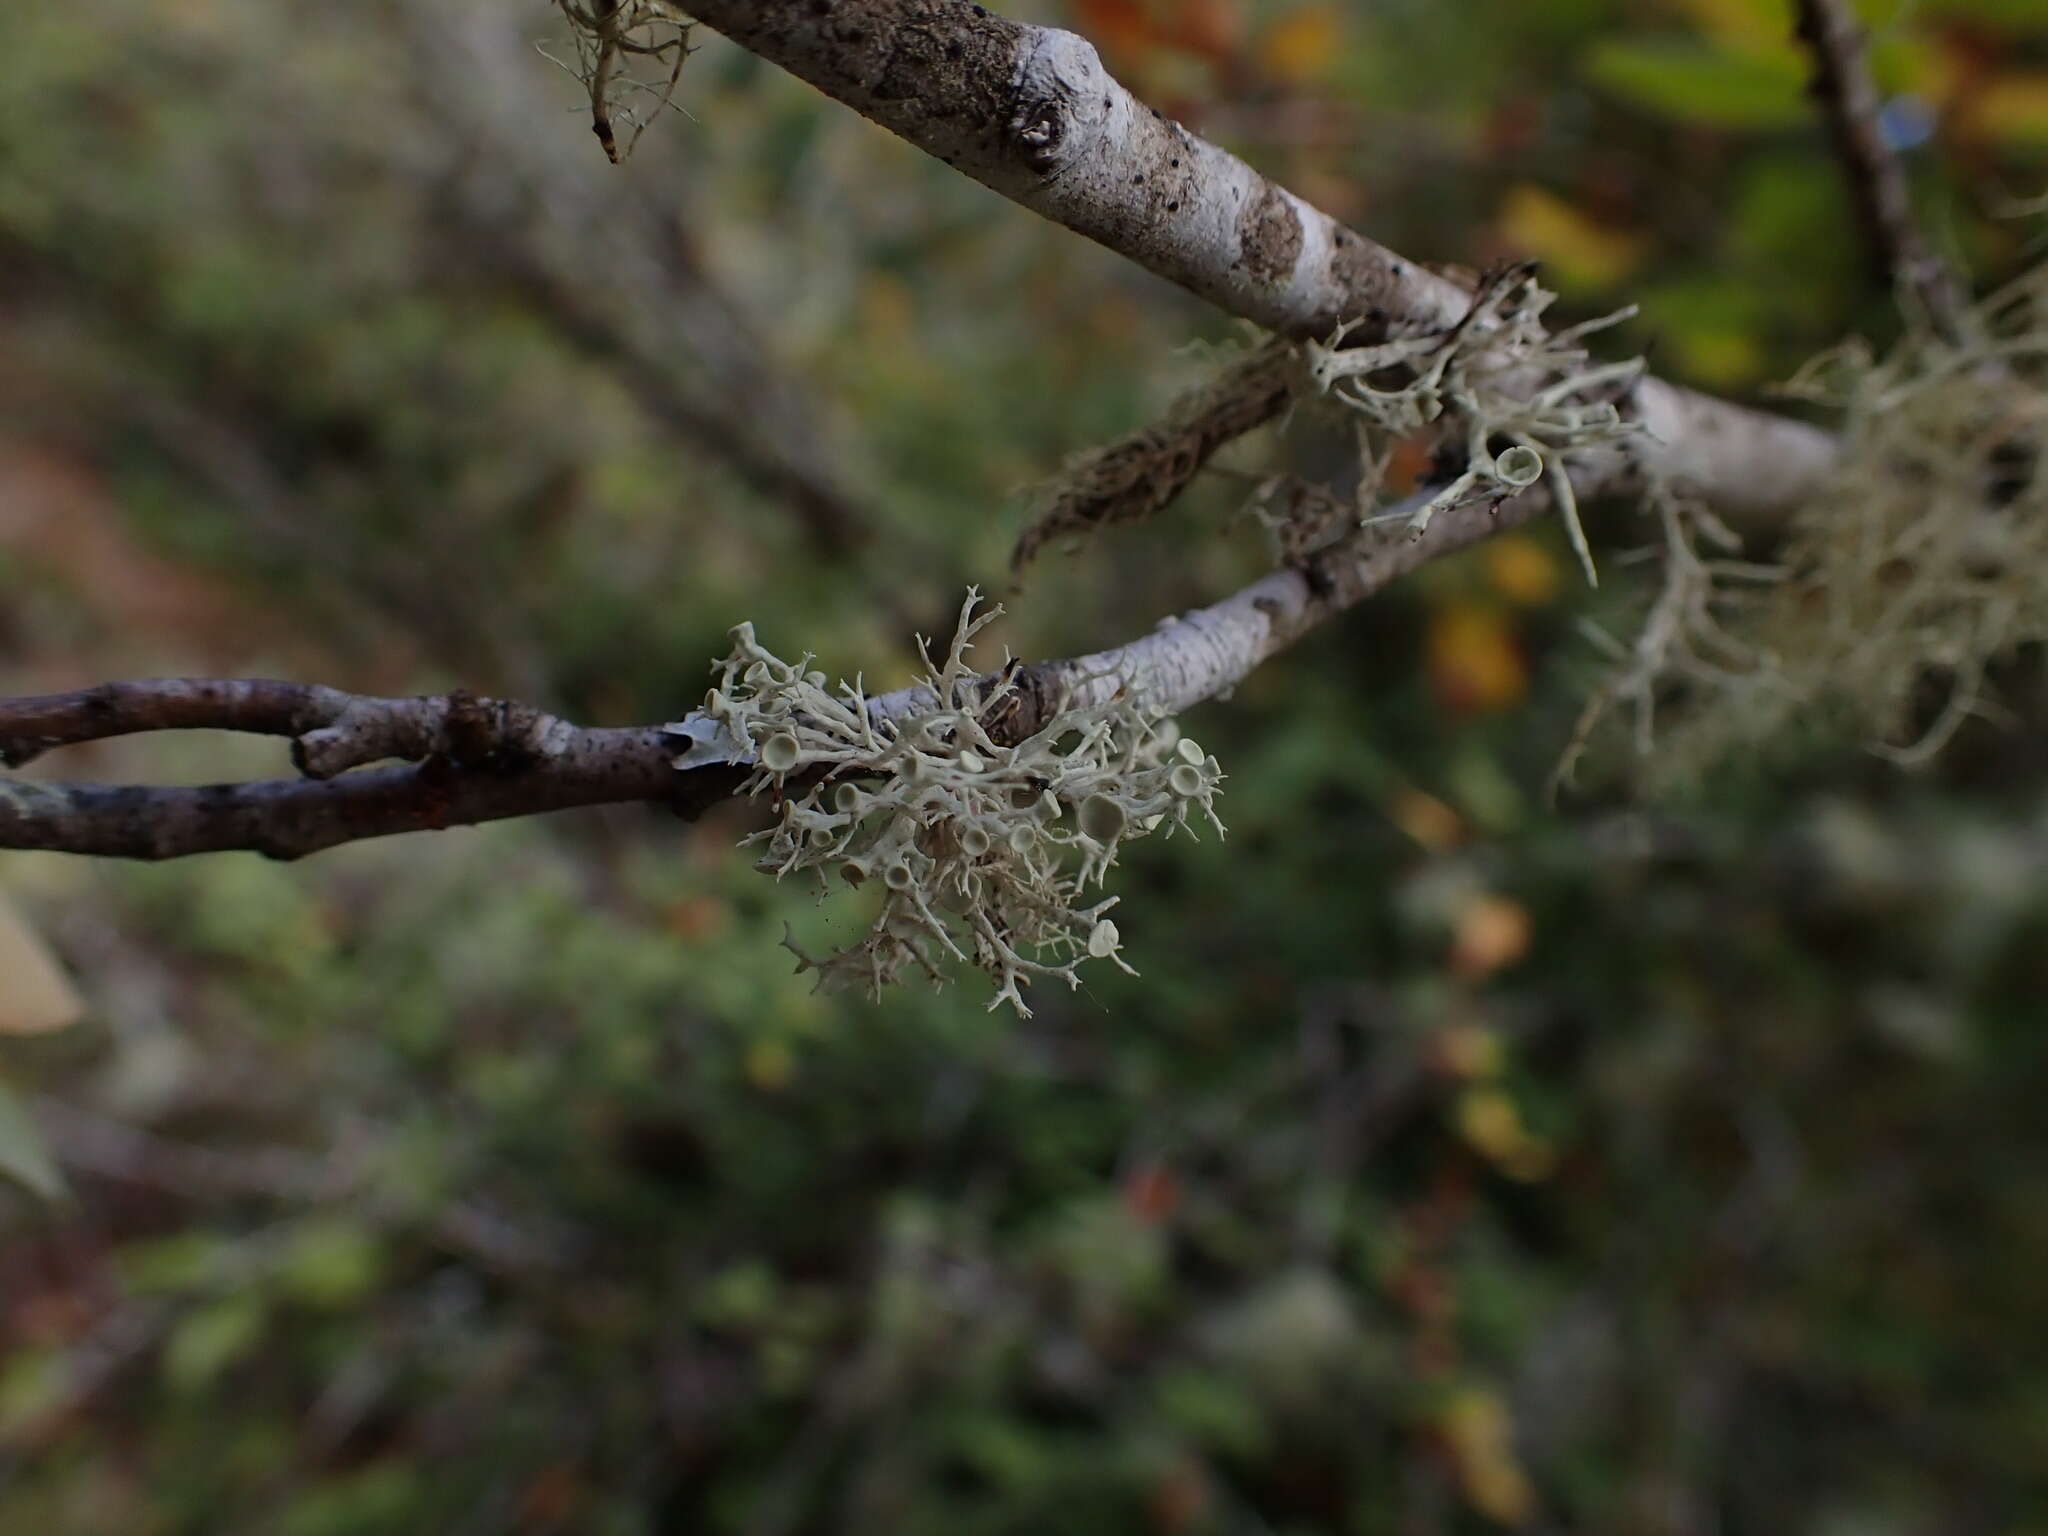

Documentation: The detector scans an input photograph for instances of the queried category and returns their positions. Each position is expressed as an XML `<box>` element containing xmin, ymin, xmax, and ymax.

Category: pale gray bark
<box><xmin>677</xmin><ymin>0</ymin><xmax>1836</xmax><ymax>525</ymax></box>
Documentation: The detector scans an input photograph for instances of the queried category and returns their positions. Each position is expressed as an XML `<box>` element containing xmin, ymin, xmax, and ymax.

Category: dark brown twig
<box><xmin>0</xmin><ymin>681</ymin><xmax>736</xmax><ymax>860</ymax></box>
<box><xmin>1792</xmin><ymin>0</ymin><xmax>1970</xmax><ymax>341</ymax></box>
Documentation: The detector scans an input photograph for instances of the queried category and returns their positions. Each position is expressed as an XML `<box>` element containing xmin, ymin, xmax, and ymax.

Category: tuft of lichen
<box><xmin>1570</xmin><ymin>258</ymin><xmax>2048</xmax><ymax>790</ymax></box>
<box><xmin>1303</xmin><ymin>261</ymin><xmax>1644</xmax><ymax>586</ymax></box>
<box><xmin>1549</xmin><ymin>484</ymin><xmax>1763</xmax><ymax>799</ymax></box>
<box><xmin>545</xmin><ymin>0</ymin><xmax>694</xmax><ymax>164</ymax></box>
<box><xmin>664</xmin><ymin>593</ymin><xmax>1225</xmax><ymax>1016</ymax></box>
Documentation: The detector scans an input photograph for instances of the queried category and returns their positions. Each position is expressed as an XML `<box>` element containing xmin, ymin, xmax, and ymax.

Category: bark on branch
<box><xmin>678</xmin><ymin>0</ymin><xmax>1836</xmax><ymax>527</ymax></box>
<box><xmin>0</xmin><ymin>683</ymin><xmax>735</xmax><ymax>861</ymax></box>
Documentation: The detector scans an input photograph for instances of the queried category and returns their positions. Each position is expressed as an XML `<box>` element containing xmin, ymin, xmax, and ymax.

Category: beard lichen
<box><xmin>544</xmin><ymin>0</ymin><xmax>694</xmax><ymax>164</ymax></box>
<box><xmin>1302</xmin><ymin>261</ymin><xmax>1645</xmax><ymax>587</ymax></box>
<box><xmin>664</xmin><ymin>593</ymin><xmax>1225</xmax><ymax>1016</ymax></box>
<box><xmin>1566</xmin><ymin>259</ymin><xmax>2048</xmax><ymax>791</ymax></box>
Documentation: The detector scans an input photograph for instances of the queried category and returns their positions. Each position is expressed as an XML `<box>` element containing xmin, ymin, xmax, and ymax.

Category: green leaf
<box><xmin>1583</xmin><ymin>39</ymin><xmax>1810</xmax><ymax>130</ymax></box>
<box><xmin>277</xmin><ymin>1220</ymin><xmax>383</xmax><ymax>1310</ymax></box>
<box><xmin>163</xmin><ymin>1295</ymin><xmax>266</xmax><ymax>1393</ymax></box>
<box><xmin>119</xmin><ymin>1232</ymin><xmax>244</xmax><ymax>1295</ymax></box>
<box><xmin>0</xmin><ymin>1348</ymin><xmax>65</xmax><ymax>1438</ymax></box>
<box><xmin>0</xmin><ymin>1077</ymin><xmax>65</xmax><ymax>1203</ymax></box>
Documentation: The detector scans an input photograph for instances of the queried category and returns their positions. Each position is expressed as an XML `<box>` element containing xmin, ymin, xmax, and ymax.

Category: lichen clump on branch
<box><xmin>665</xmin><ymin>594</ymin><xmax>1224</xmax><ymax>1015</ymax></box>
<box><xmin>1304</xmin><ymin>261</ymin><xmax>1645</xmax><ymax>586</ymax></box>
<box><xmin>1645</xmin><ymin>260</ymin><xmax>2048</xmax><ymax>779</ymax></box>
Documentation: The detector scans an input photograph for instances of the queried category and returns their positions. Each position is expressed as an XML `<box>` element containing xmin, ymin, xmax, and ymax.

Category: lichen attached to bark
<box><xmin>665</xmin><ymin>593</ymin><xmax>1225</xmax><ymax>1015</ymax></box>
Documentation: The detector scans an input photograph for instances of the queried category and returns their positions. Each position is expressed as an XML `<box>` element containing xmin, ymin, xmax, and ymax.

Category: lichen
<box><xmin>1302</xmin><ymin>261</ymin><xmax>1644</xmax><ymax>586</ymax></box>
<box><xmin>664</xmin><ymin>592</ymin><xmax>1225</xmax><ymax>1016</ymax></box>
<box><xmin>544</xmin><ymin>0</ymin><xmax>694</xmax><ymax>164</ymax></box>
<box><xmin>1549</xmin><ymin>483</ymin><xmax>1766</xmax><ymax>799</ymax></box>
<box><xmin>1564</xmin><ymin>257</ymin><xmax>2048</xmax><ymax>791</ymax></box>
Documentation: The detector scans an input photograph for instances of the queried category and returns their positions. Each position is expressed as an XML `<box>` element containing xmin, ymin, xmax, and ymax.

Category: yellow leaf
<box><xmin>1440</xmin><ymin>1385</ymin><xmax>1538</xmax><ymax>1525</ymax></box>
<box><xmin>1671</xmin><ymin>328</ymin><xmax>1768</xmax><ymax>390</ymax></box>
<box><xmin>1260</xmin><ymin>5</ymin><xmax>1343</xmax><ymax>87</ymax></box>
<box><xmin>746</xmin><ymin>1038</ymin><xmax>796</xmax><ymax>1092</ymax></box>
<box><xmin>1483</xmin><ymin>536</ymin><xmax>1563</xmax><ymax>608</ymax></box>
<box><xmin>1455</xmin><ymin>1085</ymin><xmax>1555</xmax><ymax>1183</ymax></box>
<box><xmin>1498</xmin><ymin>185</ymin><xmax>1648</xmax><ymax>294</ymax></box>
<box><xmin>1436</xmin><ymin>1022</ymin><xmax>1505</xmax><ymax>1081</ymax></box>
<box><xmin>1390</xmin><ymin>788</ymin><xmax>1465</xmax><ymax>852</ymax></box>
<box><xmin>1428</xmin><ymin>602</ymin><xmax>1527</xmax><ymax>716</ymax></box>
<box><xmin>1450</xmin><ymin>893</ymin><xmax>1532</xmax><ymax>980</ymax></box>
<box><xmin>1456</xmin><ymin>1087</ymin><xmax>1524</xmax><ymax>1162</ymax></box>
<box><xmin>1668</xmin><ymin>0</ymin><xmax>1801</xmax><ymax>59</ymax></box>
<box><xmin>0</xmin><ymin>892</ymin><xmax>83</xmax><ymax>1034</ymax></box>
<box><xmin>1971</xmin><ymin>73</ymin><xmax>2048</xmax><ymax>146</ymax></box>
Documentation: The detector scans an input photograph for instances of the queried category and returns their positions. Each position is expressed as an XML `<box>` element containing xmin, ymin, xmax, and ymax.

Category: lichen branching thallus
<box><xmin>663</xmin><ymin>592</ymin><xmax>1224</xmax><ymax>1015</ymax></box>
<box><xmin>1304</xmin><ymin>262</ymin><xmax>1645</xmax><ymax>586</ymax></box>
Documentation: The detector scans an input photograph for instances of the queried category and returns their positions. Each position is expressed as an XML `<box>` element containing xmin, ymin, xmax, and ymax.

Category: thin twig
<box><xmin>678</xmin><ymin>0</ymin><xmax>1836</xmax><ymax>528</ymax></box>
<box><xmin>0</xmin><ymin>682</ymin><xmax>727</xmax><ymax>860</ymax></box>
<box><xmin>0</xmin><ymin>0</ymin><xmax>1859</xmax><ymax>864</ymax></box>
<box><xmin>1792</xmin><ymin>0</ymin><xmax>1970</xmax><ymax>341</ymax></box>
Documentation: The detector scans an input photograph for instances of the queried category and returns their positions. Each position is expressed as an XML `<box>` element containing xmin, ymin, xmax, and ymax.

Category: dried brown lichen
<box><xmin>1011</xmin><ymin>338</ymin><xmax>1297</xmax><ymax>573</ymax></box>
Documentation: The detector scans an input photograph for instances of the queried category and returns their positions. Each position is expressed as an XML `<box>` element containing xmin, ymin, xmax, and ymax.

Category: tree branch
<box><xmin>1010</xmin><ymin>337</ymin><xmax>1297</xmax><ymax>572</ymax></box>
<box><xmin>0</xmin><ymin>1</ymin><xmax>1858</xmax><ymax>864</ymax></box>
<box><xmin>677</xmin><ymin>0</ymin><xmax>1835</xmax><ymax>527</ymax></box>
<box><xmin>0</xmin><ymin>478</ymin><xmax>1545</xmax><ymax>862</ymax></box>
<box><xmin>0</xmin><ymin>683</ymin><xmax>734</xmax><ymax>860</ymax></box>
<box><xmin>1792</xmin><ymin>0</ymin><xmax>1969</xmax><ymax>342</ymax></box>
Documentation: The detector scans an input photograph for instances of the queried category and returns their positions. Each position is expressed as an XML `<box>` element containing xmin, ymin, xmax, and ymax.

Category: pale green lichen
<box><xmin>1563</xmin><ymin>257</ymin><xmax>2048</xmax><ymax>791</ymax></box>
<box><xmin>664</xmin><ymin>592</ymin><xmax>1225</xmax><ymax>1016</ymax></box>
<box><xmin>1303</xmin><ymin>262</ymin><xmax>1644</xmax><ymax>585</ymax></box>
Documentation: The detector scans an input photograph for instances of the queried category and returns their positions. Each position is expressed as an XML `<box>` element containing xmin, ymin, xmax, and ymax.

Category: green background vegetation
<box><xmin>4</xmin><ymin>0</ymin><xmax>2048</xmax><ymax>1530</ymax></box>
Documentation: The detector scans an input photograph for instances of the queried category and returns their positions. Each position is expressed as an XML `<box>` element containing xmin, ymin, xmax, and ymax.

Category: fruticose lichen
<box><xmin>1548</xmin><ymin>483</ymin><xmax>1765</xmax><ymax>799</ymax></box>
<box><xmin>1303</xmin><ymin>261</ymin><xmax>1645</xmax><ymax>586</ymax></box>
<box><xmin>1564</xmin><ymin>257</ymin><xmax>2048</xmax><ymax>791</ymax></box>
<box><xmin>663</xmin><ymin>593</ymin><xmax>1225</xmax><ymax>1016</ymax></box>
<box><xmin>545</xmin><ymin>0</ymin><xmax>694</xmax><ymax>163</ymax></box>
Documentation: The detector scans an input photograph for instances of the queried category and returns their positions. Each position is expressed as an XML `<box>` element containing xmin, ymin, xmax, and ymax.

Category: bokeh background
<box><xmin>4</xmin><ymin>0</ymin><xmax>2048</xmax><ymax>1530</ymax></box>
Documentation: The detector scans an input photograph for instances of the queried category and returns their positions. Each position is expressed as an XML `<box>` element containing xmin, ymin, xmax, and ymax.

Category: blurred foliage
<box><xmin>4</xmin><ymin>0</ymin><xmax>2048</xmax><ymax>1531</ymax></box>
